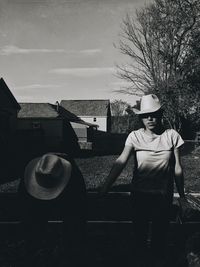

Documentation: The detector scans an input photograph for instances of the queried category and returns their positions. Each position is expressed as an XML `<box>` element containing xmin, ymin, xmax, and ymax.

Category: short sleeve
<box><xmin>125</xmin><ymin>132</ymin><xmax>134</xmax><ymax>147</ymax></box>
<box><xmin>171</xmin><ymin>129</ymin><xmax>184</xmax><ymax>149</ymax></box>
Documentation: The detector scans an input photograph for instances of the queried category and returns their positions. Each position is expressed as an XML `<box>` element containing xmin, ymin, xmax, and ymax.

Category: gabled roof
<box><xmin>60</xmin><ymin>99</ymin><xmax>110</xmax><ymax>116</ymax></box>
<box><xmin>0</xmin><ymin>78</ymin><xmax>21</xmax><ymax>110</ymax></box>
<box><xmin>18</xmin><ymin>103</ymin><xmax>59</xmax><ymax>118</ymax></box>
<box><xmin>51</xmin><ymin>104</ymin><xmax>98</xmax><ymax>128</ymax></box>
<box><xmin>18</xmin><ymin>103</ymin><xmax>98</xmax><ymax>128</ymax></box>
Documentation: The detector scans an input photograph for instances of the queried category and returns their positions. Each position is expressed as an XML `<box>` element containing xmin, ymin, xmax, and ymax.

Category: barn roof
<box><xmin>51</xmin><ymin>104</ymin><xmax>98</xmax><ymax>128</ymax></box>
<box><xmin>60</xmin><ymin>99</ymin><xmax>110</xmax><ymax>116</ymax></box>
<box><xmin>18</xmin><ymin>103</ymin><xmax>98</xmax><ymax>127</ymax></box>
<box><xmin>0</xmin><ymin>78</ymin><xmax>21</xmax><ymax>110</ymax></box>
<box><xmin>18</xmin><ymin>103</ymin><xmax>59</xmax><ymax>118</ymax></box>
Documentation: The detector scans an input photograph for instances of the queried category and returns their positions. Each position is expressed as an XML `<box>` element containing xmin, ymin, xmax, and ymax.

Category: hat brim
<box><xmin>24</xmin><ymin>157</ymin><xmax>72</xmax><ymax>200</ymax></box>
<box><xmin>132</xmin><ymin>105</ymin><xmax>162</xmax><ymax>115</ymax></box>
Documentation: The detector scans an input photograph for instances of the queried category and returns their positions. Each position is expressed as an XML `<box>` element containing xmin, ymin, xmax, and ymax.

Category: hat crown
<box><xmin>140</xmin><ymin>94</ymin><xmax>160</xmax><ymax>112</ymax></box>
<box><xmin>35</xmin><ymin>154</ymin><xmax>63</xmax><ymax>188</ymax></box>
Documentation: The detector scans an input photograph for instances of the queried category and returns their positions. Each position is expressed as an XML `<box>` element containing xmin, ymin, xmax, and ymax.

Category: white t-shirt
<box><xmin>125</xmin><ymin>128</ymin><xmax>184</xmax><ymax>194</ymax></box>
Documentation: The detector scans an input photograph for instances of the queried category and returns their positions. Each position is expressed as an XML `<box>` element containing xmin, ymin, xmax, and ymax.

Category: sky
<box><xmin>0</xmin><ymin>0</ymin><xmax>150</xmax><ymax>106</ymax></box>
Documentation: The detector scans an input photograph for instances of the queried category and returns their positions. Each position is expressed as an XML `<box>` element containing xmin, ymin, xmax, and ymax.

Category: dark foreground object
<box><xmin>0</xmin><ymin>221</ymin><xmax>196</xmax><ymax>267</ymax></box>
<box><xmin>0</xmin><ymin>192</ymin><xmax>200</xmax><ymax>266</ymax></box>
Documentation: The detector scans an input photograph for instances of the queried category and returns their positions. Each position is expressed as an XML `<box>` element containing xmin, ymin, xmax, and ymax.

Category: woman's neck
<box><xmin>144</xmin><ymin>126</ymin><xmax>164</xmax><ymax>136</ymax></box>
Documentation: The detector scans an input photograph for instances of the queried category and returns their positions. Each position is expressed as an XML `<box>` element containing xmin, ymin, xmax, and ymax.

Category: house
<box><xmin>0</xmin><ymin>78</ymin><xmax>21</xmax><ymax>180</ymax></box>
<box><xmin>54</xmin><ymin>103</ymin><xmax>98</xmax><ymax>150</ymax></box>
<box><xmin>17</xmin><ymin>102</ymin><xmax>97</xmax><ymax>152</ymax></box>
<box><xmin>60</xmin><ymin>99</ymin><xmax>111</xmax><ymax>132</ymax></box>
<box><xmin>0</xmin><ymin>78</ymin><xmax>21</xmax><ymax>133</ymax></box>
<box><xmin>17</xmin><ymin>103</ymin><xmax>63</xmax><ymax>151</ymax></box>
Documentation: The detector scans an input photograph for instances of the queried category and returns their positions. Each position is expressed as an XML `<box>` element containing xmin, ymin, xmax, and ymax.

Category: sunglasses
<box><xmin>139</xmin><ymin>111</ymin><xmax>162</xmax><ymax>119</ymax></box>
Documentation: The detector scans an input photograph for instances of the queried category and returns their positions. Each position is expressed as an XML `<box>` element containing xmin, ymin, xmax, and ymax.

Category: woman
<box><xmin>100</xmin><ymin>94</ymin><xmax>188</xmax><ymax>266</ymax></box>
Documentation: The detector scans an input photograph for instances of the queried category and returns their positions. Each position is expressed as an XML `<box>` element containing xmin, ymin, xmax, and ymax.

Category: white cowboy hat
<box><xmin>132</xmin><ymin>94</ymin><xmax>162</xmax><ymax>115</ymax></box>
<box><xmin>24</xmin><ymin>154</ymin><xmax>72</xmax><ymax>200</ymax></box>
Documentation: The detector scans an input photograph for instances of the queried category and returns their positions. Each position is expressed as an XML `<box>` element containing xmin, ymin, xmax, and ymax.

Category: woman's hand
<box><xmin>98</xmin><ymin>145</ymin><xmax>132</xmax><ymax>199</ymax></box>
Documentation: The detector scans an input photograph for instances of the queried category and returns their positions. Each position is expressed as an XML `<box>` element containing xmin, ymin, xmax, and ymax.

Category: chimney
<box><xmin>55</xmin><ymin>101</ymin><xmax>60</xmax><ymax>112</ymax></box>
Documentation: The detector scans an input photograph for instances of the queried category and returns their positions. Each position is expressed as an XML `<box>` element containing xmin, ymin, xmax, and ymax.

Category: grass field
<box><xmin>76</xmin><ymin>149</ymin><xmax>200</xmax><ymax>193</ymax></box>
<box><xmin>1</xmin><ymin>142</ymin><xmax>200</xmax><ymax>193</ymax></box>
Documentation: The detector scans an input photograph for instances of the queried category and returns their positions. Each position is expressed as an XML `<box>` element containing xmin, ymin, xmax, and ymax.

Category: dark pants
<box><xmin>131</xmin><ymin>192</ymin><xmax>172</xmax><ymax>263</ymax></box>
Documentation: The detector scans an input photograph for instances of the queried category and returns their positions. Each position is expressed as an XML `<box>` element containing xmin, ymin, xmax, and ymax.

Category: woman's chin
<box><xmin>147</xmin><ymin>125</ymin><xmax>156</xmax><ymax>130</ymax></box>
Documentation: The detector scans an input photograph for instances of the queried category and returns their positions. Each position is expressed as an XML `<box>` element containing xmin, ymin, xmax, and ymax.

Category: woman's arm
<box><xmin>99</xmin><ymin>145</ymin><xmax>133</xmax><ymax>196</ymax></box>
<box><xmin>174</xmin><ymin>148</ymin><xmax>186</xmax><ymax>199</ymax></box>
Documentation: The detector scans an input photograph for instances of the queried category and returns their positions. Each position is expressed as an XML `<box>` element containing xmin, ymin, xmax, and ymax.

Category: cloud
<box><xmin>0</xmin><ymin>45</ymin><xmax>66</xmax><ymax>55</ymax></box>
<box><xmin>0</xmin><ymin>45</ymin><xmax>102</xmax><ymax>56</ymax></box>
<box><xmin>15</xmin><ymin>84</ymin><xmax>62</xmax><ymax>90</ymax></box>
<box><xmin>49</xmin><ymin>67</ymin><xmax>115</xmax><ymax>77</ymax></box>
<box><xmin>79</xmin><ymin>49</ymin><xmax>102</xmax><ymax>55</ymax></box>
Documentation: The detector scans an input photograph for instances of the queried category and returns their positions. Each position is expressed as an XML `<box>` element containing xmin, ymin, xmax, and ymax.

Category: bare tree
<box><xmin>110</xmin><ymin>99</ymin><xmax>130</xmax><ymax>116</ymax></box>
<box><xmin>117</xmin><ymin>0</ymin><xmax>200</xmax><ymax>130</ymax></box>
